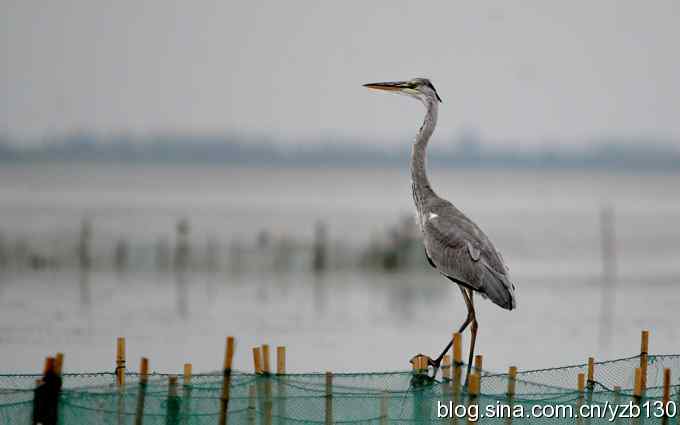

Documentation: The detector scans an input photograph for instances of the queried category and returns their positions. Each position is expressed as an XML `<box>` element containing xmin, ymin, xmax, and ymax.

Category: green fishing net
<box><xmin>2</xmin><ymin>354</ymin><xmax>679</xmax><ymax>424</ymax></box>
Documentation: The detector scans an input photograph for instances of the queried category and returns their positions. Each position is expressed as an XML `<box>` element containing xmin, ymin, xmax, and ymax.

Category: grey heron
<box><xmin>363</xmin><ymin>78</ymin><xmax>517</xmax><ymax>384</ymax></box>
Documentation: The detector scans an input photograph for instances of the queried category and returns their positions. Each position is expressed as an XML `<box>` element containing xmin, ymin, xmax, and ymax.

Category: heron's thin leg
<box><xmin>431</xmin><ymin>286</ymin><xmax>474</xmax><ymax>368</ymax></box>
<box><xmin>464</xmin><ymin>288</ymin><xmax>478</xmax><ymax>388</ymax></box>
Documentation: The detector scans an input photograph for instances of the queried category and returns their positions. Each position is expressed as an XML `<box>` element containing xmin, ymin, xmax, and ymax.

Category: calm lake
<box><xmin>0</xmin><ymin>163</ymin><xmax>678</xmax><ymax>374</ymax></box>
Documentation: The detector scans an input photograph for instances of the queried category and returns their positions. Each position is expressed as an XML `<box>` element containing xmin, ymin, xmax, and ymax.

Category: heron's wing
<box><xmin>422</xmin><ymin>201</ymin><xmax>516</xmax><ymax>310</ymax></box>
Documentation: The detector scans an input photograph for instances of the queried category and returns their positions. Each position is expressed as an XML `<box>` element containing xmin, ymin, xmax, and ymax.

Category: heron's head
<box><xmin>363</xmin><ymin>77</ymin><xmax>442</xmax><ymax>104</ymax></box>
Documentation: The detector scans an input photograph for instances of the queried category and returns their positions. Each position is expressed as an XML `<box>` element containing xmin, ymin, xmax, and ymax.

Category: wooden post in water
<box><xmin>325</xmin><ymin>372</ymin><xmax>333</xmax><ymax>425</ymax></box>
<box><xmin>442</xmin><ymin>355</ymin><xmax>451</xmax><ymax>381</ymax></box>
<box><xmin>261</xmin><ymin>345</ymin><xmax>271</xmax><ymax>375</ymax></box>
<box><xmin>33</xmin><ymin>356</ymin><xmax>60</xmax><ymax>425</ymax></box>
<box><xmin>412</xmin><ymin>355</ymin><xmax>428</xmax><ymax>372</ymax></box>
<box><xmin>54</xmin><ymin>353</ymin><xmax>64</xmax><ymax>376</ymax></box>
<box><xmin>576</xmin><ymin>373</ymin><xmax>585</xmax><ymax>425</ymax></box>
<box><xmin>166</xmin><ymin>376</ymin><xmax>180</xmax><ymax>425</ymax></box>
<box><xmin>639</xmin><ymin>330</ymin><xmax>649</xmax><ymax>394</ymax></box>
<box><xmin>134</xmin><ymin>357</ymin><xmax>149</xmax><ymax>425</ymax></box>
<box><xmin>451</xmin><ymin>332</ymin><xmax>462</xmax><ymax>425</ymax></box>
<box><xmin>219</xmin><ymin>336</ymin><xmax>235</xmax><ymax>425</ymax></box>
<box><xmin>586</xmin><ymin>357</ymin><xmax>595</xmax><ymax>407</ymax></box>
<box><xmin>662</xmin><ymin>368</ymin><xmax>671</xmax><ymax>425</ymax></box>
<box><xmin>116</xmin><ymin>337</ymin><xmax>126</xmax><ymax>386</ymax></box>
<box><xmin>507</xmin><ymin>366</ymin><xmax>517</xmax><ymax>398</ymax></box>
<box><xmin>276</xmin><ymin>346</ymin><xmax>286</xmax><ymax>424</ymax></box>
<box><xmin>252</xmin><ymin>347</ymin><xmax>262</xmax><ymax>374</ymax></box>
<box><xmin>78</xmin><ymin>218</ymin><xmax>92</xmax><ymax>269</ymax></box>
<box><xmin>505</xmin><ymin>366</ymin><xmax>517</xmax><ymax>425</ymax></box>
<box><xmin>182</xmin><ymin>363</ymin><xmax>192</xmax><ymax>425</ymax></box>
<box><xmin>452</xmin><ymin>333</ymin><xmax>462</xmax><ymax>394</ymax></box>
<box><xmin>116</xmin><ymin>337</ymin><xmax>126</xmax><ymax>425</ymax></box>
<box><xmin>276</xmin><ymin>346</ymin><xmax>286</xmax><ymax>375</ymax></box>
<box><xmin>174</xmin><ymin>218</ymin><xmax>190</xmax><ymax>271</ymax></box>
<box><xmin>474</xmin><ymin>355</ymin><xmax>483</xmax><ymax>375</ymax></box>
<box><xmin>633</xmin><ymin>368</ymin><xmax>642</xmax><ymax>401</ymax></box>
<box><xmin>312</xmin><ymin>221</ymin><xmax>328</xmax><ymax>272</ymax></box>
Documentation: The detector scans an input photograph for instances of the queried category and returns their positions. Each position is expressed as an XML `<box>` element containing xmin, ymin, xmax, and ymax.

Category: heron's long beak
<box><xmin>362</xmin><ymin>81</ymin><xmax>413</xmax><ymax>92</ymax></box>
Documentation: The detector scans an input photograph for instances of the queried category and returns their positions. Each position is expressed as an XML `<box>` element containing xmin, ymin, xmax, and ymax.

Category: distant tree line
<box><xmin>1</xmin><ymin>133</ymin><xmax>679</xmax><ymax>170</ymax></box>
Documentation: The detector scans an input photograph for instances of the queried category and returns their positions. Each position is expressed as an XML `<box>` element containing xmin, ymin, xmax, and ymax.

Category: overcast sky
<box><xmin>2</xmin><ymin>1</ymin><xmax>680</xmax><ymax>147</ymax></box>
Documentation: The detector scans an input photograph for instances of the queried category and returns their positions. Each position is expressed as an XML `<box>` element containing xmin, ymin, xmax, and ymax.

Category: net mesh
<box><xmin>2</xmin><ymin>354</ymin><xmax>679</xmax><ymax>424</ymax></box>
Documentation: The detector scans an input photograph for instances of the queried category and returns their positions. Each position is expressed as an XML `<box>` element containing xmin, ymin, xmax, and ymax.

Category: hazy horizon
<box><xmin>3</xmin><ymin>1</ymin><xmax>680</xmax><ymax>148</ymax></box>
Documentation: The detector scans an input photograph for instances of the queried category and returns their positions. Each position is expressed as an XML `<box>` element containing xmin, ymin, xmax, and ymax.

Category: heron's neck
<box><xmin>411</xmin><ymin>98</ymin><xmax>438</xmax><ymax>208</ymax></box>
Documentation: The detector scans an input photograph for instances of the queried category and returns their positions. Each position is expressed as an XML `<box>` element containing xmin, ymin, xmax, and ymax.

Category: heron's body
<box><xmin>364</xmin><ymin>77</ymin><xmax>516</xmax><ymax>382</ymax></box>
<box><xmin>409</xmin><ymin>90</ymin><xmax>516</xmax><ymax>310</ymax></box>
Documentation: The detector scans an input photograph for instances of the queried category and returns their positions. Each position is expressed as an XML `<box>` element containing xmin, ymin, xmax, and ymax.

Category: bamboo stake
<box><xmin>505</xmin><ymin>366</ymin><xmax>517</xmax><ymax>425</ymax></box>
<box><xmin>468</xmin><ymin>372</ymin><xmax>480</xmax><ymax>395</ymax></box>
<box><xmin>474</xmin><ymin>355</ymin><xmax>483</xmax><ymax>374</ymax></box>
<box><xmin>219</xmin><ymin>336</ymin><xmax>235</xmax><ymax>425</ymax></box>
<box><xmin>116</xmin><ymin>337</ymin><xmax>126</xmax><ymax>387</ymax></box>
<box><xmin>586</xmin><ymin>357</ymin><xmax>595</xmax><ymax>407</ymax></box>
<box><xmin>134</xmin><ymin>357</ymin><xmax>149</xmax><ymax>425</ymax></box>
<box><xmin>412</xmin><ymin>355</ymin><xmax>428</xmax><ymax>372</ymax></box>
<box><xmin>182</xmin><ymin>363</ymin><xmax>192</xmax><ymax>425</ymax></box>
<box><xmin>639</xmin><ymin>330</ymin><xmax>649</xmax><ymax>394</ymax></box>
<box><xmin>633</xmin><ymin>368</ymin><xmax>642</xmax><ymax>400</ymax></box>
<box><xmin>116</xmin><ymin>338</ymin><xmax>126</xmax><ymax>425</ymax></box>
<box><xmin>253</xmin><ymin>347</ymin><xmax>263</xmax><ymax>374</ymax></box>
<box><xmin>452</xmin><ymin>333</ymin><xmax>462</xmax><ymax>394</ymax></box>
<box><xmin>507</xmin><ymin>366</ymin><xmax>517</xmax><ymax>397</ymax></box>
<box><xmin>442</xmin><ymin>355</ymin><xmax>451</xmax><ymax>381</ymax></box>
<box><xmin>662</xmin><ymin>368</ymin><xmax>670</xmax><ymax>424</ymax></box>
<box><xmin>261</xmin><ymin>344</ymin><xmax>271</xmax><ymax>375</ymax></box>
<box><xmin>576</xmin><ymin>373</ymin><xmax>585</xmax><ymax>425</ymax></box>
<box><xmin>44</xmin><ymin>356</ymin><xmax>55</xmax><ymax>375</ymax></box>
<box><xmin>34</xmin><ymin>357</ymin><xmax>58</xmax><ymax>425</ymax></box>
<box><xmin>183</xmin><ymin>363</ymin><xmax>192</xmax><ymax>386</ymax></box>
<box><xmin>325</xmin><ymin>372</ymin><xmax>333</xmax><ymax>425</ymax></box>
<box><xmin>276</xmin><ymin>346</ymin><xmax>286</xmax><ymax>375</ymax></box>
<box><xmin>54</xmin><ymin>353</ymin><xmax>64</xmax><ymax>376</ymax></box>
<box><xmin>276</xmin><ymin>346</ymin><xmax>286</xmax><ymax>424</ymax></box>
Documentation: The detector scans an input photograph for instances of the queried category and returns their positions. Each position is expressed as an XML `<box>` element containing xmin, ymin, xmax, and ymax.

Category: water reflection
<box><xmin>1</xmin><ymin>267</ymin><xmax>679</xmax><ymax>373</ymax></box>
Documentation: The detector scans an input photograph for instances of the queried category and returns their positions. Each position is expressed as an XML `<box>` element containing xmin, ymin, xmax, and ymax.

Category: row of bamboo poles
<box><xmin>410</xmin><ymin>330</ymin><xmax>675</xmax><ymax>424</ymax></box>
<box><xmin>2</xmin><ymin>218</ymin><xmax>333</xmax><ymax>273</ymax></box>
<box><xmin>31</xmin><ymin>330</ymin><xmax>674</xmax><ymax>425</ymax></box>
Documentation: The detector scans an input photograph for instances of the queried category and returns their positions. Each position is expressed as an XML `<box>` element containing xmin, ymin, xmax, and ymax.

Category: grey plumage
<box><xmin>402</xmin><ymin>77</ymin><xmax>516</xmax><ymax>310</ymax></box>
<box><xmin>364</xmin><ymin>77</ymin><xmax>517</xmax><ymax>381</ymax></box>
